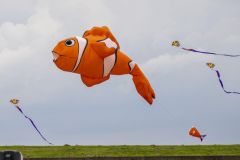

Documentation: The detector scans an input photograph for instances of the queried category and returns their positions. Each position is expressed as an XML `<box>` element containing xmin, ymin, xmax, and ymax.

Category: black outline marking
<box><xmin>83</xmin><ymin>31</ymin><xmax>88</xmax><ymax>37</ymax></box>
<box><xmin>72</xmin><ymin>38</ymin><xmax>88</xmax><ymax>72</ymax></box>
<box><xmin>128</xmin><ymin>60</ymin><xmax>132</xmax><ymax>72</ymax></box>
<box><xmin>102</xmin><ymin>59</ymin><xmax>105</xmax><ymax>78</ymax></box>
<box><xmin>72</xmin><ymin>38</ymin><xmax>80</xmax><ymax>71</ymax></box>
<box><xmin>109</xmin><ymin>48</ymin><xmax>118</xmax><ymax>74</ymax></box>
<box><xmin>96</xmin><ymin>37</ymin><xmax>108</xmax><ymax>42</ymax></box>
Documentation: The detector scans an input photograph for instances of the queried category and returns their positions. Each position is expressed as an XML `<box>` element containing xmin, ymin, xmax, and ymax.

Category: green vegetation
<box><xmin>0</xmin><ymin>145</ymin><xmax>240</xmax><ymax>158</ymax></box>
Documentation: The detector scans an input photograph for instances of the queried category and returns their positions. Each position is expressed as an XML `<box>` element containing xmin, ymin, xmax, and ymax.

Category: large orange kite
<box><xmin>52</xmin><ymin>26</ymin><xmax>155</xmax><ymax>104</ymax></box>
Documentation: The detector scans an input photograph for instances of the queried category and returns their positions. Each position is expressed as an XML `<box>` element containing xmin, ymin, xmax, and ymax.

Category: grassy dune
<box><xmin>0</xmin><ymin>145</ymin><xmax>240</xmax><ymax>158</ymax></box>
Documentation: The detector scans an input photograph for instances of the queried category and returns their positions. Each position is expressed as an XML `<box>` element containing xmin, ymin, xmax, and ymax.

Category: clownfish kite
<box><xmin>10</xmin><ymin>99</ymin><xmax>52</xmax><ymax>145</ymax></box>
<box><xmin>172</xmin><ymin>41</ymin><xmax>240</xmax><ymax>57</ymax></box>
<box><xmin>189</xmin><ymin>127</ymin><xmax>206</xmax><ymax>142</ymax></box>
<box><xmin>206</xmin><ymin>63</ymin><xmax>240</xmax><ymax>94</ymax></box>
<box><xmin>52</xmin><ymin>26</ymin><xmax>155</xmax><ymax>104</ymax></box>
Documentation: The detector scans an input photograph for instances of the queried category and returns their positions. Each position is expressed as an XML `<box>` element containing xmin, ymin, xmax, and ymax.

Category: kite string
<box><xmin>15</xmin><ymin>105</ymin><xmax>53</xmax><ymax>145</ymax></box>
<box><xmin>181</xmin><ymin>47</ymin><xmax>240</xmax><ymax>57</ymax></box>
<box><xmin>213</xmin><ymin>69</ymin><xmax>240</xmax><ymax>94</ymax></box>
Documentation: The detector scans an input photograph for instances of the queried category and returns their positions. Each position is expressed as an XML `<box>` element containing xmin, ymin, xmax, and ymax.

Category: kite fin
<box><xmin>81</xmin><ymin>75</ymin><xmax>110</xmax><ymax>87</ymax></box>
<box><xmin>90</xmin><ymin>39</ymin><xmax>118</xmax><ymax>58</ymax></box>
<box><xmin>130</xmin><ymin>64</ymin><xmax>155</xmax><ymax>105</ymax></box>
<box><xmin>83</xmin><ymin>26</ymin><xmax>120</xmax><ymax>48</ymax></box>
<box><xmin>200</xmin><ymin>135</ymin><xmax>207</xmax><ymax>142</ymax></box>
<box><xmin>84</xmin><ymin>26</ymin><xmax>119</xmax><ymax>58</ymax></box>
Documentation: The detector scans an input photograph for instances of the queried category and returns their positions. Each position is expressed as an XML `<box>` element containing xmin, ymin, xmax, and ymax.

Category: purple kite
<box><xmin>172</xmin><ymin>41</ymin><xmax>240</xmax><ymax>57</ymax></box>
<box><xmin>10</xmin><ymin>99</ymin><xmax>53</xmax><ymax>145</ymax></box>
<box><xmin>206</xmin><ymin>63</ymin><xmax>240</xmax><ymax>95</ymax></box>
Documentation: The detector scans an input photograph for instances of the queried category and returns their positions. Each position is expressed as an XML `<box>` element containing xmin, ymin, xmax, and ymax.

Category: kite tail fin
<box><xmin>130</xmin><ymin>64</ymin><xmax>155</xmax><ymax>105</ymax></box>
<box><xmin>200</xmin><ymin>135</ymin><xmax>207</xmax><ymax>142</ymax></box>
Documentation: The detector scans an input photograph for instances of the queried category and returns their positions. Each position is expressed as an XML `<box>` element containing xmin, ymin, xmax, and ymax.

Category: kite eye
<box><xmin>65</xmin><ymin>39</ymin><xmax>75</xmax><ymax>47</ymax></box>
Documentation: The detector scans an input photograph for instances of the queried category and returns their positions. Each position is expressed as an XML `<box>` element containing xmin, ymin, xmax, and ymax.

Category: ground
<box><xmin>0</xmin><ymin>145</ymin><xmax>240</xmax><ymax>158</ymax></box>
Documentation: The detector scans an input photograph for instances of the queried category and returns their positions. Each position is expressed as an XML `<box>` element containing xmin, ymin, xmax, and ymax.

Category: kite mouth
<box><xmin>52</xmin><ymin>51</ymin><xmax>59</xmax><ymax>61</ymax></box>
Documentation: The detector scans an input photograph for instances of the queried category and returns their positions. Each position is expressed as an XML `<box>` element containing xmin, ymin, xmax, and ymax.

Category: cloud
<box><xmin>142</xmin><ymin>53</ymin><xmax>214</xmax><ymax>75</ymax></box>
<box><xmin>0</xmin><ymin>6</ymin><xmax>63</xmax><ymax>98</ymax></box>
<box><xmin>0</xmin><ymin>0</ymin><xmax>240</xmax><ymax>145</ymax></box>
<box><xmin>0</xmin><ymin>6</ymin><xmax>65</xmax><ymax>145</ymax></box>
<box><xmin>0</xmin><ymin>6</ymin><xmax>62</xmax><ymax>59</ymax></box>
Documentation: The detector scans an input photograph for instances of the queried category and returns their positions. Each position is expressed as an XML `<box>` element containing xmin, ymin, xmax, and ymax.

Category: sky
<box><xmin>0</xmin><ymin>0</ymin><xmax>240</xmax><ymax>145</ymax></box>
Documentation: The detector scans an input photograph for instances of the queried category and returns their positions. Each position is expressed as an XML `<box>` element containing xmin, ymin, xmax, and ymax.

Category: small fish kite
<box><xmin>172</xmin><ymin>41</ymin><xmax>240</xmax><ymax>57</ymax></box>
<box><xmin>10</xmin><ymin>99</ymin><xmax>52</xmax><ymax>145</ymax></box>
<box><xmin>206</xmin><ymin>63</ymin><xmax>240</xmax><ymax>94</ymax></box>
<box><xmin>189</xmin><ymin>127</ymin><xmax>206</xmax><ymax>142</ymax></box>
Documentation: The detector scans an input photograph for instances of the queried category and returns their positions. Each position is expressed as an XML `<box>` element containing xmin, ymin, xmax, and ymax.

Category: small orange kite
<box><xmin>189</xmin><ymin>127</ymin><xmax>206</xmax><ymax>142</ymax></box>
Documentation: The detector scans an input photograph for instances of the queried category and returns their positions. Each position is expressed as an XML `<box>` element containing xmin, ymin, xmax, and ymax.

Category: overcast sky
<box><xmin>0</xmin><ymin>0</ymin><xmax>240</xmax><ymax>145</ymax></box>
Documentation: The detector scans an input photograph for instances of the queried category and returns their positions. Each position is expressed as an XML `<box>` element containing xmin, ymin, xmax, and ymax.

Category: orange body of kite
<box><xmin>52</xmin><ymin>26</ymin><xmax>155</xmax><ymax>104</ymax></box>
<box><xmin>189</xmin><ymin>127</ymin><xmax>206</xmax><ymax>142</ymax></box>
